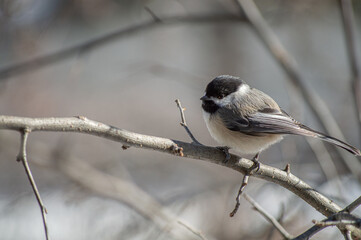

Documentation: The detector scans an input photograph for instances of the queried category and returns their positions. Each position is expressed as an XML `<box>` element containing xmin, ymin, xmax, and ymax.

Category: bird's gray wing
<box><xmin>217</xmin><ymin>107</ymin><xmax>250</xmax><ymax>131</ymax></box>
<box><xmin>219</xmin><ymin>107</ymin><xmax>314</xmax><ymax>136</ymax></box>
<box><xmin>219</xmin><ymin>107</ymin><xmax>361</xmax><ymax>156</ymax></box>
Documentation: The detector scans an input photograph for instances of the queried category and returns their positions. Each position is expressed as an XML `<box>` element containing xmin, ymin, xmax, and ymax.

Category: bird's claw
<box><xmin>249</xmin><ymin>153</ymin><xmax>260</xmax><ymax>173</ymax></box>
<box><xmin>216</xmin><ymin>146</ymin><xmax>231</xmax><ymax>163</ymax></box>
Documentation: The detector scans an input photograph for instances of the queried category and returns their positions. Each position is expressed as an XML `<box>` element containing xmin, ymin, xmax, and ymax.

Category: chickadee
<box><xmin>201</xmin><ymin>75</ymin><xmax>361</xmax><ymax>162</ymax></box>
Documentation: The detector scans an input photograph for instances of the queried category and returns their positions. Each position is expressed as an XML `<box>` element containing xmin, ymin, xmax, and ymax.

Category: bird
<box><xmin>200</xmin><ymin>75</ymin><xmax>361</xmax><ymax>165</ymax></box>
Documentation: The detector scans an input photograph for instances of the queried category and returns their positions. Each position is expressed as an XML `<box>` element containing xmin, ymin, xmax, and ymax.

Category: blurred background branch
<box><xmin>0</xmin><ymin>12</ymin><xmax>245</xmax><ymax>80</ymax></box>
<box><xmin>243</xmin><ymin>193</ymin><xmax>293</xmax><ymax>239</ymax></box>
<box><xmin>55</xmin><ymin>148</ymin><xmax>207</xmax><ymax>240</ymax></box>
<box><xmin>339</xmin><ymin>0</ymin><xmax>361</xmax><ymax>140</ymax></box>
<box><xmin>236</xmin><ymin>0</ymin><xmax>361</xmax><ymax>180</ymax></box>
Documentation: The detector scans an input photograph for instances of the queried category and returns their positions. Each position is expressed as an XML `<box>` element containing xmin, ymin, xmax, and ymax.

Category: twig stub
<box><xmin>122</xmin><ymin>145</ymin><xmax>130</xmax><ymax>150</ymax></box>
<box><xmin>284</xmin><ymin>163</ymin><xmax>291</xmax><ymax>175</ymax></box>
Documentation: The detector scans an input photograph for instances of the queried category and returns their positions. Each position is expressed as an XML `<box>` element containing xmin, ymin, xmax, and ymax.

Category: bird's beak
<box><xmin>200</xmin><ymin>95</ymin><xmax>210</xmax><ymax>101</ymax></box>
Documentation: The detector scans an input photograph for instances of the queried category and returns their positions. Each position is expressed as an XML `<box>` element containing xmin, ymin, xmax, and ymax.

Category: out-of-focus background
<box><xmin>0</xmin><ymin>0</ymin><xmax>361</xmax><ymax>239</ymax></box>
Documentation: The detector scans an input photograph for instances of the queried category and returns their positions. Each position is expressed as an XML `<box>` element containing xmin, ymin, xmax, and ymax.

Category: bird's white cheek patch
<box><xmin>236</xmin><ymin>84</ymin><xmax>250</xmax><ymax>96</ymax></box>
<box><xmin>217</xmin><ymin>84</ymin><xmax>249</xmax><ymax>106</ymax></box>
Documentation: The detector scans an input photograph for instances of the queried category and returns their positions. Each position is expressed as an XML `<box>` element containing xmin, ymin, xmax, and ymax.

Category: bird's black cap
<box><xmin>205</xmin><ymin>75</ymin><xmax>245</xmax><ymax>99</ymax></box>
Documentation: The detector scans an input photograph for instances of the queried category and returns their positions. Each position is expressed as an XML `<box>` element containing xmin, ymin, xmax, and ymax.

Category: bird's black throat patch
<box><xmin>202</xmin><ymin>100</ymin><xmax>219</xmax><ymax>113</ymax></box>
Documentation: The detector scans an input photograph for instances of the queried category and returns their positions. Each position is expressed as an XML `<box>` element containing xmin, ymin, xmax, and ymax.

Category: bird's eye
<box><xmin>217</xmin><ymin>95</ymin><xmax>223</xmax><ymax>99</ymax></box>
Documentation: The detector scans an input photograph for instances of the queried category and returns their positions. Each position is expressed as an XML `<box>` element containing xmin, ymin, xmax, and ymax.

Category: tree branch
<box><xmin>175</xmin><ymin>99</ymin><xmax>202</xmax><ymax>145</ymax></box>
<box><xmin>292</xmin><ymin>200</ymin><xmax>361</xmax><ymax>240</ymax></box>
<box><xmin>16</xmin><ymin>129</ymin><xmax>49</xmax><ymax>240</ymax></box>
<box><xmin>313</xmin><ymin>218</ymin><xmax>361</xmax><ymax>228</ymax></box>
<box><xmin>339</xmin><ymin>0</ymin><xmax>361</xmax><ymax>138</ymax></box>
<box><xmin>1</xmin><ymin>115</ymin><xmax>361</xmax><ymax>238</ymax></box>
<box><xmin>344</xmin><ymin>195</ymin><xmax>361</xmax><ymax>213</ymax></box>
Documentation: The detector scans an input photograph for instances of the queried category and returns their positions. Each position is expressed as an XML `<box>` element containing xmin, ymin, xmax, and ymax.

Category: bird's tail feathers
<box><xmin>300</xmin><ymin>125</ymin><xmax>361</xmax><ymax>156</ymax></box>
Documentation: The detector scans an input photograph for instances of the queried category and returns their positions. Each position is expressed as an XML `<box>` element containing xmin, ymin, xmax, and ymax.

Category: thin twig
<box><xmin>176</xmin><ymin>220</ymin><xmax>207</xmax><ymax>240</ymax></box>
<box><xmin>175</xmin><ymin>99</ymin><xmax>202</xmax><ymax>145</ymax></box>
<box><xmin>291</xmin><ymin>223</ymin><xmax>324</xmax><ymax>239</ymax></box>
<box><xmin>144</xmin><ymin>6</ymin><xmax>162</xmax><ymax>22</ymax></box>
<box><xmin>244</xmin><ymin>193</ymin><xmax>293</xmax><ymax>239</ymax></box>
<box><xmin>293</xmin><ymin>208</ymin><xmax>361</xmax><ymax>239</ymax></box>
<box><xmin>0</xmin><ymin>13</ymin><xmax>244</xmax><ymax>80</ymax></box>
<box><xmin>343</xmin><ymin>195</ymin><xmax>361</xmax><ymax>213</ymax></box>
<box><xmin>235</xmin><ymin>0</ymin><xmax>361</xmax><ymax>179</ymax></box>
<box><xmin>339</xmin><ymin>0</ymin><xmax>361</xmax><ymax>137</ymax></box>
<box><xmin>312</xmin><ymin>219</ymin><xmax>361</xmax><ymax>228</ymax></box>
<box><xmin>16</xmin><ymin>129</ymin><xmax>49</xmax><ymax>240</ymax></box>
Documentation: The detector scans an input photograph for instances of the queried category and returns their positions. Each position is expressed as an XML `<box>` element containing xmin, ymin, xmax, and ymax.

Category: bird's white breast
<box><xmin>202</xmin><ymin>110</ymin><xmax>283</xmax><ymax>154</ymax></box>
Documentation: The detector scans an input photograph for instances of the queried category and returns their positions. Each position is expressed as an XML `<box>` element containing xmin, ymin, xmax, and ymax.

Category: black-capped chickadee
<box><xmin>201</xmin><ymin>75</ymin><xmax>361</xmax><ymax>162</ymax></box>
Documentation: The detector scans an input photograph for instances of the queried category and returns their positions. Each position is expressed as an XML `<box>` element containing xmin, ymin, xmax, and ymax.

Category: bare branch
<box><xmin>1</xmin><ymin>115</ymin><xmax>361</xmax><ymax>237</ymax></box>
<box><xmin>176</xmin><ymin>221</ymin><xmax>206</xmax><ymax>240</ymax></box>
<box><xmin>293</xmin><ymin>206</ymin><xmax>361</xmax><ymax>239</ymax></box>
<box><xmin>339</xmin><ymin>0</ymin><xmax>361</xmax><ymax>137</ymax></box>
<box><xmin>343</xmin><ymin>195</ymin><xmax>361</xmax><ymax>213</ymax></box>
<box><xmin>0</xmin><ymin>116</ymin><xmax>345</xmax><ymax>212</ymax></box>
<box><xmin>313</xmin><ymin>219</ymin><xmax>361</xmax><ymax>228</ymax></box>
<box><xmin>291</xmin><ymin>223</ymin><xmax>324</xmax><ymax>239</ymax></box>
<box><xmin>16</xmin><ymin>129</ymin><xmax>49</xmax><ymax>240</ymax></box>
<box><xmin>144</xmin><ymin>6</ymin><xmax>162</xmax><ymax>22</ymax></box>
<box><xmin>0</xmin><ymin>13</ymin><xmax>244</xmax><ymax>80</ymax></box>
<box><xmin>235</xmin><ymin>0</ymin><xmax>361</xmax><ymax>178</ymax></box>
<box><xmin>244</xmin><ymin>193</ymin><xmax>293</xmax><ymax>239</ymax></box>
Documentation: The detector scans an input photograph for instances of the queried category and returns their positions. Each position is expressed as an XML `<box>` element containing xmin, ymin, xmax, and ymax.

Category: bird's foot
<box><xmin>216</xmin><ymin>146</ymin><xmax>231</xmax><ymax>163</ymax></box>
<box><xmin>248</xmin><ymin>153</ymin><xmax>260</xmax><ymax>174</ymax></box>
